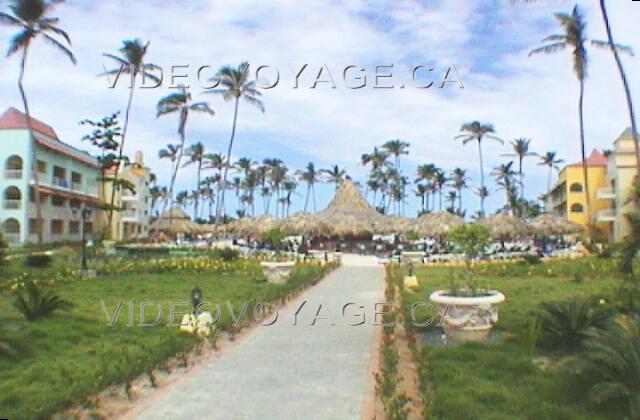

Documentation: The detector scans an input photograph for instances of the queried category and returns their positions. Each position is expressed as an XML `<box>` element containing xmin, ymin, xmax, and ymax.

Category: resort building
<box><xmin>596</xmin><ymin>128</ymin><xmax>638</xmax><ymax>243</ymax></box>
<box><xmin>543</xmin><ymin>128</ymin><xmax>640</xmax><ymax>243</ymax></box>
<box><xmin>542</xmin><ymin>149</ymin><xmax>612</xmax><ymax>241</ymax></box>
<box><xmin>102</xmin><ymin>151</ymin><xmax>153</xmax><ymax>241</ymax></box>
<box><xmin>0</xmin><ymin>107</ymin><xmax>101</xmax><ymax>244</ymax></box>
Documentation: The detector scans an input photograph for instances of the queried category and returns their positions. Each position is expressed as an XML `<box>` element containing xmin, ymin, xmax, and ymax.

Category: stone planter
<box><xmin>260</xmin><ymin>261</ymin><xmax>295</xmax><ymax>285</ymax></box>
<box><xmin>429</xmin><ymin>290</ymin><xmax>505</xmax><ymax>343</ymax></box>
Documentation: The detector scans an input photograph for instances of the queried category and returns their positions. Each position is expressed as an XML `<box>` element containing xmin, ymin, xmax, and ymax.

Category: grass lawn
<box><xmin>0</xmin><ymin>259</ymin><xmax>333</xmax><ymax>420</ymax></box>
<box><xmin>401</xmin><ymin>257</ymin><xmax>625</xmax><ymax>419</ymax></box>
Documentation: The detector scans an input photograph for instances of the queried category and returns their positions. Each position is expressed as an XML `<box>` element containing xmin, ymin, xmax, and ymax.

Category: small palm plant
<box><xmin>14</xmin><ymin>281</ymin><xmax>72</xmax><ymax>321</ymax></box>
<box><xmin>573</xmin><ymin>318</ymin><xmax>640</xmax><ymax>417</ymax></box>
<box><xmin>535</xmin><ymin>298</ymin><xmax>613</xmax><ymax>350</ymax></box>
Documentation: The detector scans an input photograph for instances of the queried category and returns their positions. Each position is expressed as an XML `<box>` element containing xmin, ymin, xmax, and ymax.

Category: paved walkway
<box><xmin>132</xmin><ymin>255</ymin><xmax>384</xmax><ymax>420</ymax></box>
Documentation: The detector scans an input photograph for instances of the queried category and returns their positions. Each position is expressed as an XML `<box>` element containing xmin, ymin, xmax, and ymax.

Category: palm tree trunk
<box><xmin>18</xmin><ymin>44</ymin><xmax>43</xmax><ymax>244</ymax></box>
<box><xmin>216</xmin><ymin>96</ymin><xmax>240</xmax><ymax>225</ymax></box>
<box><xmin>168</xmin><ymin>131</ymin><xmax>187</xmax><ymax>224</ymax></box>
<box><xmin>477</xmin><ymin>140</ymin><xmax>485</xmax><ymax>191</ymax></box>
<box><xmin>599</xmin><ymin>0</ymin><xmax>640</xmax><ymax>175</ymax></box>
<box><xmin>547</xmin><ymin>166</ymin><xmax>552</xmax><ymax>191</ymax></box>
<box><xmin>303</xmin><ymin>184</ymin><xmax>310</xmax><ymax>212</ymax></box>
<box><xmin>578</xmin><ymin>79</ymin><xmax>593</xmax><ymax>239</ymax></box>
<box><xmin>519</xmin><ymin>157</ymin><xmax>524</xmax><ymax>199</ymax></box>
<box><xmin>312</xmin><ymin>183</ymin><xmax>317</xmax><ymax>212</ymax></box>
<box><xmin>458</xmin><ymin>188</ymin><xmax>463</xmax><ymax>212</ymax></box>
<box><xmin>194</xmin><ymin>159</ymin><xmax>202</xmax><ymax>220</ymax></box>
<box><xmin>109</xmin><ymin>84</ymin><xmax>135</xmax><ymax>235</ymax></box>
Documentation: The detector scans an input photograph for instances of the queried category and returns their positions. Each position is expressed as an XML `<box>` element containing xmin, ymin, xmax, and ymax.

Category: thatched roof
<box><xmin>279</xmin><ymin>212</ymin><xmax>326</xmax><ymax>236</ymax></box>
<box><xmin>413</xmin><ymin>212</ymin><xmax>464</xmax><ymax>236</ymax></box>
<box><xmin>150</xmin><ymin>208</ymin><xmax>199</xmax><ymax>234</ymax></box>
<box><xmin>480</xmin><ymin>213</ymin><xmax>531</xmax><ymax>239</ymax></box>
<box><xmin>529</xmin><ymin>213</ymin><xmax>583</xmax><ymax>236</ymax></box>
<box><xmin>227</xmin><ymin>215</ymin><xmax>279</xmax><ymax>238</ymax></box>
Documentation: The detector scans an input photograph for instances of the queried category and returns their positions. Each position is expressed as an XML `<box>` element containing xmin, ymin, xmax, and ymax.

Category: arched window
<box><xmin>2</xmin><ymin>218</ymin><xmax>20</xmax><ymax>243</ymax></box>
<box><xmin>570</xmin><ymin>183</ymin><xmax>583</xmax><ymax>193</ymax></box>
<box><xmin>571</xmin><ymin>203</ymin><xmax>584</xmax><ymax>213</ymax></box>
<box><xmin>4</xmin><ymin>155</ymin><xmax>23</xmax><ymax>179</ymax></box>
<box><xmin>3</xmin><ymin>187</ymin><xmax>21</xmax><ymax>209</ymax></box>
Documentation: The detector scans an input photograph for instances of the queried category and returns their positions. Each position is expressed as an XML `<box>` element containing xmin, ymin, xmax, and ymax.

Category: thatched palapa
<box><xmin>150</xmin><ymin>208</ymin><xmax>200</xmax><ymax>235</ymax></box>
<box><xmin>529</xmin><ymin>213</ymin><xmax>583</xmax><ymax>236</ymax></box>
<box><xmin>480</xmin><ymin>213</ymin><xmax>531</xmax><ymax>239</ymax></box>
<box><xmin>413</xmin><ymin>212</ymin><xmax>464</xmax><ymax>236</ymax></box>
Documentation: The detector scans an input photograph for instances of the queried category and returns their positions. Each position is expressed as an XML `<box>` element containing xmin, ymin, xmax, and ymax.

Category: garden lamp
<box><xmin>191</xmin><ymin>286</ymin><xmax>202</xmax><ymax>313</ymax></box>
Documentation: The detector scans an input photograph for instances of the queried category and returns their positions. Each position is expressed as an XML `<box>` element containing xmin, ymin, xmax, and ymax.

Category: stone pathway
<box><xmin>130</xmin><ymin>256</ymin><xmax>384</xmax><ymax>420</ymax></box>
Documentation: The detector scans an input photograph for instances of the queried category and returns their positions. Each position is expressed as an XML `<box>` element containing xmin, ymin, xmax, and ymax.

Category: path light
<box><xmin>191</xmin><ymin>286</ymin><xmax>202</xmax><ymax>313</ymax></box>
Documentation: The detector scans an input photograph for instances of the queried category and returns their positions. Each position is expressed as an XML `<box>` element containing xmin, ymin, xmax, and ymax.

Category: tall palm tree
<box><xmin>1</xmin><ymin>0</ymin><xmax>75</xmax><ymax>243</ymax></box>
<box><xmin>322</xmin><ymin>165</ymin><xmax>347</xmax><ymax>190</ymax></box>
<box><xmin>502</xmin><ymin>138</ymin><xmax>537</xmax><ymax>198</ymax></box>
<box><xmin>446</xmin><ymin>191</ymin><xmax>458</xmax><ymax>213</ymax></box>
<box><xmin>492</xmin><ymin>162</ymin><xmax>518</xmax><ymax>215</ymax></box>
<box><xmin>451</xmin><ymin>168</ymin><xmax>469</xmax><ymax>213</ymax></box>
<box><xmin>476</xmin><ymin>186</ymin><xmax>490</xmax><ymax>217</ymax></box>
<box><xmin>433</xmin><ymin>169</ymin><xmax>448</xmax><ymax>211</ymax></box>
<box><xmin>100</xmin><ymin>39</ymin><xmax>159</xmax><ymax>230</ymax></box>
<box><xmin>282</xmin><ymin>180</ymin><xmax>297</xmax><ymax>217</ymax></box>
<box><xmin>183</xmin><ymin>142</ymin><xmax>205</xmax><ymax>219</ymax></box>
<box><xmin>382</xmin><ymin>139</ymin><xmax>410</xmax><ymax>169</ymax></box>
<box><xmin>157</xmin><ymin>86</ymin><xmax>214</xmax><ymax>217</ymax></box>
<box><xmin>455</xmin><ymin>121</ymin><xmax>503</xmax><ymax>214</ymax></box>
<box><xmin>269</xmin><ymin>164</ymin><xmax>288</xmax><ymax>218</ymax></box>
<box><xmin>361</xmin><ymin>147</ymin><xmax>389</xmax><ymax>170</ymax></box>
<box><xmin>204</xmin><ymin>62</ymin><xmax>265</xmax><ymax>224</ymax></box>
<box><xmin>538</xmin><ymin>151</ymin><xmax>565</xmax><ymax>191</ymax></box>
<box><xmin>530</xmin><ymin>5</ymin><xmax>613</xmax><ymax>235</ymax></box>
<box><xmin>297</xmin><ymin>162</ymin><xmax>320</xmax><ymax>212</ymax></box>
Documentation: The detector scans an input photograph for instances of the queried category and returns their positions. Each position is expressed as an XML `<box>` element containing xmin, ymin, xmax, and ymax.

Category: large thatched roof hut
<box><xmin>480</xmin><ymin>213</ymin><xmax>531</xmax><ymax>239</ymax></box>
<box><xmin>412</xmin><ymin>212</ymin><xmax>464</xmax><ymax>237</ymax></box>
<box><xmin>150</xmin><ymin>208</ymin><xmax>199</xmax><ymax>235</ymax></box>
<box><xmin>529</xmin><ymin>213</ymin><xmax>583</xmax><ymax>236</ymax></box>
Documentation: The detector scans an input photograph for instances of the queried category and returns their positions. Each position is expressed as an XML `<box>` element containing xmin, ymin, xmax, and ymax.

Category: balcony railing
<box><xmin>597</xmin><ymin>209</ymin><xmax>616</xmax><ymax>222</ymax></box>
<box><xmin>121</xmin><ymin>210</ymin><xmax>137</xmax><ymax>219</ymax></box>
<box><xmin>3</xmin><ymin>199</ymin><xmax>21</xmax><ymax>210</ymax></box>
<box><xmin>4</xmin><ymin>169</ymin><xmax>22</xmax><ymax>179</ymax></box>
<box><xmin>72</xmin><ymin>181</ymin><xmax>82</xmax><ymax>190</ymax></box>
<box><xmin>596</xmin><ymin>187</ymin><xmax>615</xmax><ymax>200</ymax></box>
<box><xmin>52</xmin><ymin>177</ymin><xmax>69</xmax><ymax>188</ymax></box>
<box><xmin>3</xmin><ymin>233</ymin><xmax>20</xmax><ymax>243</ymax></box>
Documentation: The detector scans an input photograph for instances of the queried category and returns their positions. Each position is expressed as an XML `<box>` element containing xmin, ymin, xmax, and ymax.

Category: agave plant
<box><xmin>573</xmin><ymin>318</ymin><xmax>640</xmax><ymax>417</ymax></box>
<box><xmin>14</xmin><ymin>281</ymin><xmax>72</xmax><ymax>321</ymax></box>
<box><xmin>535</xmin><ymin>298</ymin><xmax>613</xmax><ymax>350</ymax></box>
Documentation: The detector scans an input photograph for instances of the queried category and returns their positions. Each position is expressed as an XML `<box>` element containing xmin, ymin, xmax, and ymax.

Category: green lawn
<box><xmin>401</xmin><ymin>257</ymin><xmax>625</xmax><ymax>419</ymax></box>
<box><xmin>0</xmin><ymin>259</ymin><xmax>333</xmax><ymax>420</ymax></box>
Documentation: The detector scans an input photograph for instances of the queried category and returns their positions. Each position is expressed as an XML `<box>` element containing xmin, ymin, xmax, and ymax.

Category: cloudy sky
<box><xmin>0</xmin><ymin>0</ymin><xmax>639</xmax><ymax>218</ymax></box>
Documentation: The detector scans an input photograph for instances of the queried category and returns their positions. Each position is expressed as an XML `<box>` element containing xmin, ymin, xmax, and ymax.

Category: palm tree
<box><xmin>446</xmin><ymin>191</ymin><xmax>458</xmax><ymax>213</ymax></box>
<box><xmin>361</xmin><ymin>147</ymin><xmax>389</xmax><ymax>170</ymax></box>
<box><xmin>204</xmin><ymin>62</ymin><xmax>265</xmax><ymax>225</ymax></box>
<box><xmin>476</xmin><ymin>186</ymin><xmax>490</xmax><ymax>217</ymax></box>
<box><xmin>538</xmin><ymin>151</ymin><xmax>564</xmax><ymax>190</ymax></box>
<box><xmin>156</xmin><ymin>86</ymin><xmax>214</xmax><ymax>217</ymax></box>
<box><xmin>455</xmin><ymin>121</ymin><xmax>503</xmax><ymax>213</ymax></box>
<box><xmin>100</xmin><ymin>39</ymin><xmax>159</xmax><ymax>231</ymax></box>
<box><xmin>296</xmin><ymin>162</ymin><xmax>320</xmax><ymax>212</ymax></box>
<box><xmin>382</xmin><ymin>139</ymin><xmax>410</xmax><ymax>169</ymax></box>
<box><xmin>414</xmin><ymin>184</ymin><xmax>428</xmax><ymax>213</ymax></box>
<box><xmin>282</xmin><ymin>180</ymin><xmax>297</xmax><ymax>217</ymax></box>
<box><xmin>492</xmin><ymin>162</ymin><xmax>518</xmax><ymax>214</ymax></box>
<box><xmin>502</xmin><ymin>138</ymin><xmax>536</xmax><ymax>198</ymax></box>
<box><xmin>322</xmin><ymin>165</ymin><xmax>347</xmax><ymax>190</ymax></box>
<box><xmin>530</xmin><ymin>5</ymin><xmax>615</xmax><ymax>235</ymax></box>
<box><xmin>433</xmin><ymin>169</ymin><xmax>448</xmax><ymax>211</ymax></box>
<box><xmin>451</xmin><ymin>168</ymin><xmax>469</xmax><ymax>213</ymax></box>
<box><xmin>183</xmin><ymin>142</ymin><xmax>205</xmax><ymax>219</ymax></box>
<box><xmin>269</xmin><ymin>164</ymin><xmax>288</xmax><ymax>218</ymax></box>
<box><xmin>1</xmin><ymin>0</ymin><xmax>76</xmax><ymax>243</ymax></box>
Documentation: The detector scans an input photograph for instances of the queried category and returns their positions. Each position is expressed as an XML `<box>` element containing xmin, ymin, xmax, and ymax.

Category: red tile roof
<box><xmin>0</xmin><ymin>107</ymin><xmax>59</xmax><ymax>139</ymax></box>
<box><xmin>569</xmin><ymin>149</ymin><xmax>608</xmax><ymax>167</ymax></box>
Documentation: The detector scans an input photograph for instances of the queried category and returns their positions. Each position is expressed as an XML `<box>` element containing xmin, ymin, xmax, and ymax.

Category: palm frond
<box><xmin>529</xmin><ymin>42</ymin><xmax>566</xmax><ymax>56</ymax></box>
<box><xmin>0</xmin><ymin>11</ymin><xmax>23</xmax><ymax>26</ymax></box>
<box><xmin>42</xmin><ymin>32</ymin><xmax>76</xmax><ymax>64</ymax></box>
<box><xmin>6</xmin><ymin>28</ymin><xmax>31</xmax><ymax>57</ymax></box>
<box><xmin>591</xmin><ymin>40</ymin><xmax>634</xmax><ymax>56</ymax></box>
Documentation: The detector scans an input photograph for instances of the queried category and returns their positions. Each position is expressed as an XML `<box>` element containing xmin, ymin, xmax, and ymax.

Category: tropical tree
<box><xmin>530</xmin><ymin>5</ymin><xmax>622</xmax><ymax>235</ymax></box>
<box><xmin>382</xmin><ymin>139</ymin><xmax>410</xmax><ymax>169</ymax></box>
<box><xmin>100</xmin><ymin>39</ymin><xmax>159</xmax><ymax>231</ymax></box>
<box><xmin>538</xmin><ymin>151</ymin><xmax>564</xmax><ymax>190</ymax></box>
<box><xmin>183</xmin><ymin>142</ymin><xmax>205</xmax><ymax>219</ymax></box>
<box><xmin>433</xmin><ymin>169</ymin><xmax>448</xmax><ymax>211</ymax></box>
<box><xmin>322</xmin><ymin>165</ymin><xmax>347</xmax><ymax>190</ymax></box>
<box><xmin>156</xmin><ymin>86</ymin><xmax>214</xmax><ymax>217</ymax></box>
<box><xmin>476</xmin><ymin>186</ymin><xmax>490</xmax><ymax>217</ymax></box>
<box><xmin>297</xmin><ymin>162</ymin><xmax>320</xmax><ymax>212</ymax></box>
<box><xmin>502</xmin><ymin>138</ymin><xmax>536</xmax><ymax>198</ymax></box>
<box><xmin>414</xmin><ymin>183</ymin><xmax>428</xmax><ymax>213</ymax></box>
<box><xmin>455</xmin><ymin>121</ymin><xmax>503</xmax><ymax>215</ymax></box>
<box><xmin>204</xmin><ymin>62</ymin><xmax>265</xmax><ymax>224</ymax></box>
<box><xmin>282</xmin><ymin>179</ymin><xmax>297</xmax><ymax>217</ymax></box>
<box><xmin>492</xmin><ymin>162</ymin><xmax>518</xmax><ymax>215</ymax></box>
<box><xmin>1</xmin><ymin>0</ymin><xmax>76</xmax><ymax>243</ymax></box>
<box><xmin>451</xmin><ymin>168</ymin><xmax>469</xmax><ymax>213</ymax></box>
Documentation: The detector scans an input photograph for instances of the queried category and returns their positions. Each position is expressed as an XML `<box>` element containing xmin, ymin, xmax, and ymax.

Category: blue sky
<box><xmin>1</xmin><ymin>0</ymin><xmax>639</xmax><ymax>219</ymax></box>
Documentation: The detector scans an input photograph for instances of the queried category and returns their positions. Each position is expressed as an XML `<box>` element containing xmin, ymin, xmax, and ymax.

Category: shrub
<box><xmin>573</xmin><ymin>319</ymin><xmax>640</xmax><ymax>418</ymax></box>
<box><xmin>0</xmin><ymin>233</ymin><xmax>7</xmax><ymax>264</ymax></box>
<box><xmin>212</xmin><ymin>247</ymin><xmax>240</xmax><ymax>261</ymax></box>
<box><xmin>521</xmin><ymin>254</ymin><xmax>542</xmax><ymax>265</ymax></box>
<box><xmin>24</xmin><ymin>254</ymin><xmax>52</xmax><ymax>268</ymax></box>
<box><xmin>535</xmin><ymin>298</ymin><xmax>614</xmax><ymax>351</ymax></box>
<box><xmin>263</xmin><ymin>228</ymin><xmax>286</xmax><ymax>251</ymax></box>
<box><xmin>446</xmin><ymin>224</ymin><xmax>491</xmax><ymax>269</ymax></box>
<box><xmin>14</xmin><ymin>281</ymin><xmax>73</xmax><ymax>321</ymax></box>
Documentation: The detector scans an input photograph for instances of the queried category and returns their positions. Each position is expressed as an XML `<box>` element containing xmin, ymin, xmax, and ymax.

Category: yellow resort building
<box><xmin>543</xmin><ymin>128</ymin><xmax>639</xmax><ymax>243</ymax></box>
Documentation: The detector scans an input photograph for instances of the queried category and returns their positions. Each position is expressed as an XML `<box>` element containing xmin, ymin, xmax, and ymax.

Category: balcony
<box><xmin>4</xmin><ymin>169</ymin><xmax>22</xmax><ymax>179</ymax></box>
<box><xmin>52</xmin><ymin>177</ymin><xmax>69</xmax><ymax>188</ymax></box>
<box><xmin>597</xmin><ymin>209</ymin><xmax>616</xmax><ymax>222</ymax></box>
<box><xmin>596</xmin><ymin>187</ymin><xmax>616</xmax><ymax>200</ymax></box>
<box><xmin>121</xmin><ymin>210</ymin><xmax>138</xmax><ymax>221</ymax></box>
<box><xmin>72</xmin><ymin>181</ymin><xmax>82</xmax><ymax>191</ymax></box>
<box><xmin>3</xmin><ymin>199</ymin><xmax>21</xmax><ymax>210</ymax></box>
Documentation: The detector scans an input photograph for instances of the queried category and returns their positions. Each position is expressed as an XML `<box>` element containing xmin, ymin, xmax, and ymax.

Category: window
<box><xmin>569</xmin><ymin>183</ymin><xmax>583</xmax><ymax>193</ymax></box>
<box><xmin>84</xmin><ymin>222</ymin><xmax>93</xmax><ymax>234</ymax></box>
<box><xmin>51</xmin><ymin>219</ymin><xmax>64</xmax><ymax>235</ymax></box>
<box><xmin>5</xmin><ymin>155</ymin><xmax>23</xmax><ymax>179</ymax></box>
<box><xmin>571</xmin><ymin>203</ymin><xmax>584</xmax><ymax>213</ymax></box>
<box><xmin>69</xmin><ymin>199</ymin><xmax>80</xmax><ymax>209</ymax></box>
<box><xmin>3</xmin><ymin>186</ymin><xmax>21</xmax><ymax>209</ymax></box>
<box><xmin>71</xmin><ymin>172</ymin><xmax>82</xmax><ymax>189</ymax></box>
<box><xmin>29</xmin><ymin>219</ymin><xmax>41</xmax><ymax>235</ymax></box>
<box><xmin>69</xmin><ymin>221</ymin><xmax>80</xmax><ymax>235</ymax></box>
<box><xmin>51</xmin><ymin>195</ymin><xmax>65</xmax><ymax>207</ymax></box>
<box><xmin>52</xmin><ymin>166</ymin><xmax>67</xmax><ymax>188</ymax></box>
<box><xmin>37</xmin><ymin>160</ymin><xmax>47</xmax><ymax>174</ymax></box>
